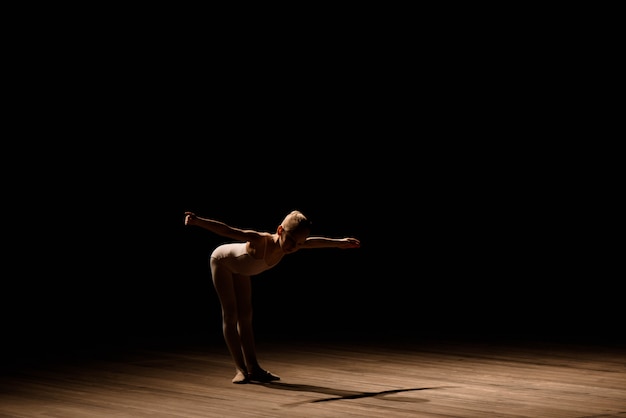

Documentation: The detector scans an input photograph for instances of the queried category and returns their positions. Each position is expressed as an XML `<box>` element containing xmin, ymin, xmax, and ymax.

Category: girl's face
<box><xmin>279</xmin><ymin>226</ymin><xmax>309</xmax><ymax>253</ymax></box>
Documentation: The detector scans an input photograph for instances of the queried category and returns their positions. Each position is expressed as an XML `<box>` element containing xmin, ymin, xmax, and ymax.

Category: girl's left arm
<box><xmin>302</xmin><ymin>236</ymin><xmax>361</xmax><ymax>249</ymax></box>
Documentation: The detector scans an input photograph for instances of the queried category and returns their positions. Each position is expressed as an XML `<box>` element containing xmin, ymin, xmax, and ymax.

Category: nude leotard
<box><xmin>210</xmin><ymin>240</ymin><xmax>279</xmax><ymax>276</ymax></box>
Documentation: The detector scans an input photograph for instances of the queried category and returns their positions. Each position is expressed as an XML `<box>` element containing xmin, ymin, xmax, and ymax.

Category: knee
<box><xmin>222</xmin><ymin>312</ymin><xmax>239</xmax><ymax>328</ymax></box>
<box><xmin>238</xmin><ymin>311</ymin><xmax>253</xmax><ymax>323</ymax></box>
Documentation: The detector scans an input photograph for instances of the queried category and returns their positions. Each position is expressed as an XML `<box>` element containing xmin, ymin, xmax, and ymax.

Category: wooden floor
<box><xmin>1</xmin><ymin>337</ymin><xmax>625</xmax><ymax>418</ymax></box>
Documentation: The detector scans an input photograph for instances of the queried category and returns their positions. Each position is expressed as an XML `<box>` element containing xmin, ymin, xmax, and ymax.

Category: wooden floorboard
<box><xmin>1</xmin><ymin>337</ymin><xmax>625</xmax><ymax>418</ymax></box>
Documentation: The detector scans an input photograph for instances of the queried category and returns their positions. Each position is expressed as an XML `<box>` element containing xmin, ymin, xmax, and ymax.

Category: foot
<box><xmin>232</xmin><ymin>370</ymin><xmax>249</xmax><ymax>384</ymax></box>
<box><xmin>248</xmin><ymin>368</ymin><xmax>280</xmax><ymax>382</ymax></box>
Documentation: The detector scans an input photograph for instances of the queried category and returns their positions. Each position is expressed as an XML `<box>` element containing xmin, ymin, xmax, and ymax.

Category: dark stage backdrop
<box><xmin>4</xmin><ymin>4</ymin><xmax>621</xmax><ymax>367</ymax></box>
<box><xmin>3</xmin><ymin>141</ymin><xmax>620</xmax><ymax>367</ymax></box>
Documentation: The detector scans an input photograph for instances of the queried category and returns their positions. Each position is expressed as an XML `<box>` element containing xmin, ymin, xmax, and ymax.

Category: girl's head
<box><xmin>277</xmin><ymin>210</ymin><xmax>311</xmax><ymax>253</ymax></box>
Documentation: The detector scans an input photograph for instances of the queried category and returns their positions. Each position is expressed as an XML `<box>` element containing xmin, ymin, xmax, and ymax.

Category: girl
<box><xmin>184</xmin><ymin>210</ymin><xmax>360</xmax><ymax>384</ymax></box>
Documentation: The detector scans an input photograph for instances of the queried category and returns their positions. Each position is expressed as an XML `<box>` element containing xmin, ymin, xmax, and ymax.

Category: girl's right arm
<box><xmin>184</xmin><ymin>212</ymin><xmax>267</xmax><ymax>243</ymax></box>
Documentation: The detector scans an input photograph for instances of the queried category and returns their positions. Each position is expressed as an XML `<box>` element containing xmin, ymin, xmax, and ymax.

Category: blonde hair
<box><xmin>281</xmin><ymin>210</ymin><xmax>312</xmax><ymax>232</ymax></box>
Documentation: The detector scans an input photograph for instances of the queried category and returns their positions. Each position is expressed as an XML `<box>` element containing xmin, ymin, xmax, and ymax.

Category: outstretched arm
<box><xmin>184</xmin><ymin>211</ymin><xmax>269</xmax><ymax>243</ymax></box>
<box><xmin>302</xmin><ymin>236</ymin><xmax>361</xmax><ymax>249</ymax></box>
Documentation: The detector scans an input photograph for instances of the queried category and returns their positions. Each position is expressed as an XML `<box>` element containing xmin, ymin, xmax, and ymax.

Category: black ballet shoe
<box><xmin>232</xmin><ymin>370</ymin><xmax>249</xmax><ymax>384</ymax></box>
<box><xmin>248</xmin><ymin>369</ymin><xmax>280</xmax><ymax>382</ymax></box>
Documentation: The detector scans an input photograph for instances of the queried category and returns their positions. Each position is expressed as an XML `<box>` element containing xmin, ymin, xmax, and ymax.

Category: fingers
<box><xmin>344</xmin><ymin>238</ymin><xmax>360</xmax><ymax>248</ymax></box>
<box><xmin>184</xmin><ymin>211</ymin><xmax>195</xmax><ymax>225</ymax></box>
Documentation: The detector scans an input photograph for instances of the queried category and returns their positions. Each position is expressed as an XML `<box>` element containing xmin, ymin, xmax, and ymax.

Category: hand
<box><xmin>342</xmin><ymin>237</ymin><xmax>361</xmax><ymax>249</ymax></box>
<box><xmin>184</xmin><ymin>211</ymin><xmax>197</xmax><ymax>225</ymax></box>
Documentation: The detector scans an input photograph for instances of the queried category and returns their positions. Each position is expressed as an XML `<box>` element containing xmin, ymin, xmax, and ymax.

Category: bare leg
<box><xmin>231</xmin><ymin>272</ymin><xmax>259</xmax><ymax>369</ymax></box>
<box><xmin>210</xmin><ymin>262</ymin><xmax>249</xmax><ymax>383</ymax></box>
<box><xmin>232</xmin><ymin>273</ymin><xmax>279</xmax><ymax>382</ymax></box>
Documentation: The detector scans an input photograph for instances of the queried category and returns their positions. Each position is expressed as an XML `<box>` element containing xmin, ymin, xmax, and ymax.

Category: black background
<box><xmin>5</xmin><ymin>138</ymin><xmax>620</xmax><ymax>361</ymax></box>
<box><xmin>3</xmin><ymin>16</ymin><xmax>622</xmax><ymax>366</ymax></box>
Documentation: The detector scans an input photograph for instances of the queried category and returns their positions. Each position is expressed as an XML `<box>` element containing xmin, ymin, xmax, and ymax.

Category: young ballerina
<box><xmin>184</xmin><ymin>210</ymin><xmax>361</xmax><ymax>384</ymax></box>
